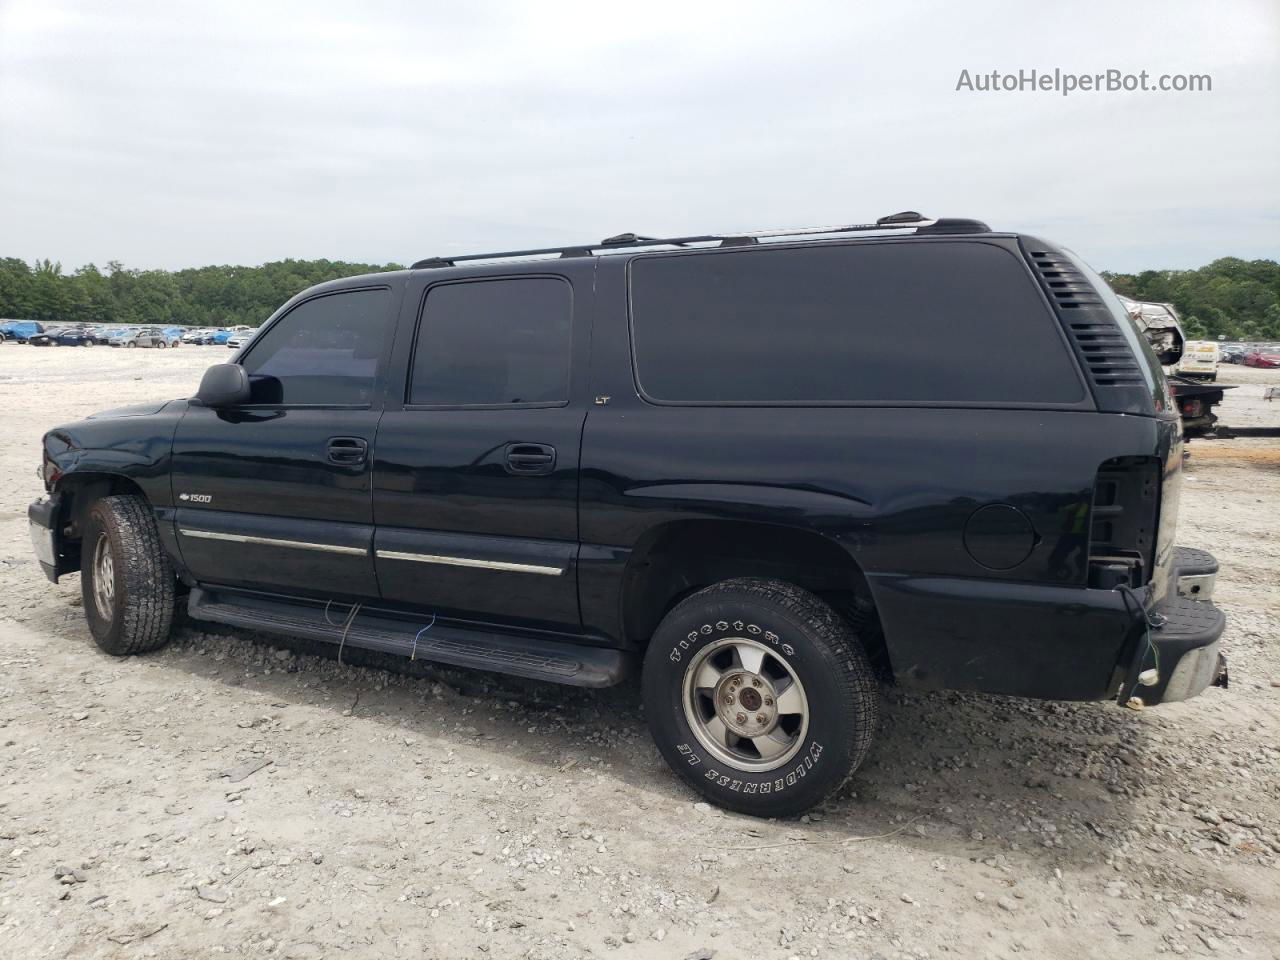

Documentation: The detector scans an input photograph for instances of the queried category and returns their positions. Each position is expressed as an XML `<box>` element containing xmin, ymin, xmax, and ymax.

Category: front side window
<box><xmin>410</xmin><ymin>277</ymin><xmax>572</xmax><ymax>405</ymax></box>
<box><xmin>240</xmin><ymin>288</ymin><xmax>393</xmax><ymax>405</ymax></box>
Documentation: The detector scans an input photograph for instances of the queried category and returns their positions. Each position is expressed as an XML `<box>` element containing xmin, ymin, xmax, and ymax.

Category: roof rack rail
<box><xmin>408</xmin><ymin>212</ymin><xmax>988</xmax><ymax>269</ymax></box>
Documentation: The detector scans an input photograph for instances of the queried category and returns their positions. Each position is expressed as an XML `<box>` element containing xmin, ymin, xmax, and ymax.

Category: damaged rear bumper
<box><xmin>1119</xmin><ymin>546</ymin><xmax>1227</xmax><ymax>707</ymax></box>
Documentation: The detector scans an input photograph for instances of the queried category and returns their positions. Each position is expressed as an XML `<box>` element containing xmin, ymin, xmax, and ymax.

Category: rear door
<box><xmin>371</xmin><ymin>263</ymin><xmax>591</xmax><ymax>632</ymax></box>
<box><xmin>170</xmin><ymin>283</ymin><xmax>401</xmax><ymax>599</ymax></box>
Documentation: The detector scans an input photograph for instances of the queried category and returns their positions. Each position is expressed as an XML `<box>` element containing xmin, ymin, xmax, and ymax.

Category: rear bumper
<box><xmin>871</xmin><ymin>544</ymin><xmax>1226</xmax><ymax>704</ymax></box>
<box><xmin>1122</xmin><ymin>546</ymin><xmax>1226</xmax><ymax>706</ymax></box>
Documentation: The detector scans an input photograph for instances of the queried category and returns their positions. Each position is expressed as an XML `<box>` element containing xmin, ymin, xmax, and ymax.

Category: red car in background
<box><xmin>1243</xmin><ymin>350</ymin><xmax>1280</xmax><ymax>368</ymax></box>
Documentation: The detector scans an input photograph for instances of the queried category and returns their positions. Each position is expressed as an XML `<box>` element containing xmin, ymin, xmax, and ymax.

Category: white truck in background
<box><xmin>1117</xmin><ymin>295</ymin><xmax>1230</xmax><ymax>435</ymax></box>
<box><xmin>1176</xmin><ymin>340</ymin><xmax>1221</xmax><ymax>381</ymax></box>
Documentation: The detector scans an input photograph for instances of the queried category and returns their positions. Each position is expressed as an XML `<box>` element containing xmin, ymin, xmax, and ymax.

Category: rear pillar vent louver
<box><xmin>1026</xmin><ymin>249</ymin><xmax>1145</xmax><ymax>388</ymax></box>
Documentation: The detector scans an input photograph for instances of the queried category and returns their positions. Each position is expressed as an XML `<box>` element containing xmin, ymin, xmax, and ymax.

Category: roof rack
<box><xmin>409</xmin><ymin>212</ymin><xmax>991</xmax><ymax>269</ymax></box>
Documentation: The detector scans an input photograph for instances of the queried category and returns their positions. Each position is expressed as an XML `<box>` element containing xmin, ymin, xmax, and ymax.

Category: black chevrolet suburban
<box><xmin>28</xmin><ymin>213</ymin><xmax>1227</xmax><ymax>816</ymax></box>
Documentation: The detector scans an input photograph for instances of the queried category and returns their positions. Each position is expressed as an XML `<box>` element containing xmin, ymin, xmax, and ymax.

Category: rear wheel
<box><xmin>80</xmin><ymin>495</ymin><xmax>176</xmax><ymax>656</ymax></box>
<box><xmin>642</xmin><ymin>578</ymin><xmax>879</xmax><ymax>817</ymax></box>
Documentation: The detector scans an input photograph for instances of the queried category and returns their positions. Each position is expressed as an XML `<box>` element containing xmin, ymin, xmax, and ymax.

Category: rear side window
<box><xmin>410</xmin><ymin>277</ymin><xmax>572</xmax><ymax>405</ymax></box>
<box><xmin>629</xmin><ymin>241</ymin><xmax>1085</xmax><ymax>404</ymax></box>
<box><xmin>241</xmin><ymin>288</ymin><xmax>393</xmax><ymax>405</ymax></box>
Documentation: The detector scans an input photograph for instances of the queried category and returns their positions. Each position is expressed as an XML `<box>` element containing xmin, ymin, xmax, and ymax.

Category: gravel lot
<box><xmin>1</xmin><ymin>345</ymin><xmax>1277</xmax><ymax>960</ymax></box>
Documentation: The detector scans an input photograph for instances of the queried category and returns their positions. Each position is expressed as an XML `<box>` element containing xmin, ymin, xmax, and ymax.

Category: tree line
<box><xmin>1104</xmin><ymin>257</ymin><xmax>1280</xmax><ymax>342</ymax></box>
<box><xmin>1</xmin><ymin>253</ymin><xmax>1277</xmax><ymax>340</ymax></box>
<box><xmin>0</xmin><ymin>257</ymin><xmax>403</xmax><ymax>329</ymax></box>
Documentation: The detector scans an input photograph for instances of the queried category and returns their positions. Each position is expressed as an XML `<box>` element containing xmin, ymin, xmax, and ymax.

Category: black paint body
<box><xmin>31</xmin><ymin>231</ymin><xmax>1211</xmax><ymax>703</ymax></box>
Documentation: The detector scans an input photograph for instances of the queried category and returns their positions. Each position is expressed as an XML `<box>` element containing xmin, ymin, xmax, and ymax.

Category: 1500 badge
<box><xmin>178</xmin><ymin>493</ymin><xmax>212</xmax><ymax>504</ymax></box>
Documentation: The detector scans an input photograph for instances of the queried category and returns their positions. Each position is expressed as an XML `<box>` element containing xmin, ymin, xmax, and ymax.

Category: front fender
<box><xmin>33</xmin><ymin>400</ymin><xmax>190</xmax><ymax>582</ymax></box>
<box><xmin>42</xmin><ymin>398</ymin><xmax>189</xmax><ymax>506</ymax></box>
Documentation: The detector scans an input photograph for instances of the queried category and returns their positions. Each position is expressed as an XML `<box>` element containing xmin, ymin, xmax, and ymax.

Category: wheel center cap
<box><xmin>717</xmin><ymin>672</ymin><xmax>778</xmax><ymax>734</ymax></box>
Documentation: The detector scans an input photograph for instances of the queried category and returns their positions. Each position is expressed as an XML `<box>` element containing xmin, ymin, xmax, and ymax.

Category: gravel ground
<box><xmin>1</xmin><ymin>345</ymin><xmax>1277</xmax><ymax>960</ymax></box>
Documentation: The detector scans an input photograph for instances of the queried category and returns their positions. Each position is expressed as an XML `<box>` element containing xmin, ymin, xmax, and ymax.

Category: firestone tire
<box><xmin>642</xmin><ymin>578</ymin><xmax>879</xmax><ymax>818</ymax></box>
<box><xmin>80</xmin><ymin>495</ymin><xmax>176</xmax><ymax>656</ymax></box>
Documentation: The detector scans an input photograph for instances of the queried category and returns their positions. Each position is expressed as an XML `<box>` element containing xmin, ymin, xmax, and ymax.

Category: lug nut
<box><xmin>764</xmin><ymin>697</ymin><xmax>774</xmax><ymax>706</ymax></box>
<box><xmin>735</xmin><ymin>713</ymin><xmax>747</xmax><ymax>725</ymax></box>
<box><xmin>723</xmin><ymin>694</ymin><xmax>735</xmax><ymax>705</ymax></box>
<box><xmin>752</xmin><ymin>678</ymin><xmax>761</xmax><ymax>687</ymax></box>
<box><xmin>755</xmin><ymin>714</ymin><xmax>767</xmax><ymax>724</ymax></box>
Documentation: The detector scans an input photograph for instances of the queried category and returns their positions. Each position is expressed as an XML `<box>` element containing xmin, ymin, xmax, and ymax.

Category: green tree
<box><xmin>1104</xmin><ymin>258</ymin><xmax>1280</xmax><ymax>341</ymax></box>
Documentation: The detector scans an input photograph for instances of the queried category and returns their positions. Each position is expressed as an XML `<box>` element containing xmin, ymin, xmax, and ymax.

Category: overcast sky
<box><xmin>1</xmin><ymin>0</ymin><xmax>1276</xmax><ymax>273</ymax></box>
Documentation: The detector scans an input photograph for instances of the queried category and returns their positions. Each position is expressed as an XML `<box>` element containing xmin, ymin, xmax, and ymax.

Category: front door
<box><xmin>170</xmin><ymin>284</ymin><xmax>400</xmax><ymax>599</ymax></box>
<box><xmin>372</xmin><ymin>266</ymin><xmax>591</xmax><ymax>632</ymax></box>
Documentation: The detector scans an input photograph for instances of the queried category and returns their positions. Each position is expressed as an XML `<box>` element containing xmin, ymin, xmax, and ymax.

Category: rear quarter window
<box><xmin>629</xmin><ymin>240</ymin><xmax>1086</xmax><ymax>405</ymax></box>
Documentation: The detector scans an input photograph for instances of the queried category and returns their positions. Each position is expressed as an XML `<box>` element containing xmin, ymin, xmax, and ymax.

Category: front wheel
<box><xmin>80</xmin><ymin>495</ymin><xmax>176</xmax><ymax>655</ymax></box>
<box><xmin>643</xmin><ymin>578</ymin><xmax>879</xmax><ymax>817</ymax></box>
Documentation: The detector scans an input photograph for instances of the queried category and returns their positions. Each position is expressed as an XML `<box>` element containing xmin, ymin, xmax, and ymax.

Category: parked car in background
<box><xmin>56</xmin><ymin>328</ymin><xmax>97</xmax><ymax>347</ymax></box>
<box><xmin>110</xmin><ymin>328</ymin><xmax>166</xmax><ymax>348</ymax></box>
<box><xmin>2</xmin><ymin>321</ymin><xmax>45</xmax><ymax>342</ymax></box>
<box><xmin>1244</xmin><ymin>349</ymin><xmax>1280</xmax><ymax>368</ymax></box>
<box><xmin>225</xmin><ymin>330</ymin><xmax>256</xmax><ymax>349</ymax></box>
<box><xmin>1175</xmin><ymin>341</ymin><xmax>1219</xmax><ymax>381</ymax></box>
<box><xmin>26</xmin><ymin>328</ymin><xmax>62</xmax><ymax>346</ymax></box>
<box><xmin>1118</xmin><ymin>296</ymin><xmax>1185</xmax><ymax>365</ymax></box>
<box><xmin>183</xmin><ymin>328</ymin><xmax>216</xmax><ymax>344</ymax></box>
<box><xmin>1220</xmin><ymin>343</ymin><xmax>1246</xmax><ymax>364</ymax></box>
<box><xmin>29</xmin><ymin>327</ymin><xmax>94</xmax><ymax>347</ymax></box>
<box><xmin>160</xmin><ymin>327</ymin><xmax>185</xmax><ymax>347</ymax></box>
<box><xmin>210</xmin><ymin>329</ymin><xmax>235</xmax><ymax>345</ymax></box>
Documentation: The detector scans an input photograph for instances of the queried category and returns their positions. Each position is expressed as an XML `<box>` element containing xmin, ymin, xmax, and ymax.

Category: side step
<box><xmin>187</xmin><ymin>588</ymin><xmax>631</xmax><ymax>688</ymax></box>
<box><xmin>1171</xmin><ymin>546</ymin><xmax>1217</xmax><ymax>601</ymax></box>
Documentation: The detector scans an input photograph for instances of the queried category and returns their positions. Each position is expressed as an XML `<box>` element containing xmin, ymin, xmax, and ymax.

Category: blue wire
<box><xmin>411</xmin><ymin>614</ymin><xmax>437</xmax><ymax>660</ymax></box>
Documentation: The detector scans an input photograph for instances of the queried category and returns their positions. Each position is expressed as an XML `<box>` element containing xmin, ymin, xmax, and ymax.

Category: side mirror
<box><xmin>192</xmin><ymin>364</ymin><xmax>250</xmax><ymax>407</ymax></box>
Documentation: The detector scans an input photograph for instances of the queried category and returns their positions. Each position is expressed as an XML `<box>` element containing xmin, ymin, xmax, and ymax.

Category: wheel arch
<box><xmin>50</xmin><ymin>472</ymin><xmax>150</xmax><ymax>575</ymax></box>
<box><xmin>618</xmin><ymin>519</ymin><xmax>892</xmax><ymax>679</ymax></box>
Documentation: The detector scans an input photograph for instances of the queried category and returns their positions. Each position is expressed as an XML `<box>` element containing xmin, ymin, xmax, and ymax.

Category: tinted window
<box><xmin>240</xmin><ymin>288</ymin><xmax>392</xmax><ymax>405</ymax></box>
<box><xmin>410</xmin><ymin>278</ymin><xmax>572</xmax><ymax>405</ymax></box>
<box><xmin>630</xmin><ymin>241</ymin><xmax>1084</xmax><ymax>404</ymax></box>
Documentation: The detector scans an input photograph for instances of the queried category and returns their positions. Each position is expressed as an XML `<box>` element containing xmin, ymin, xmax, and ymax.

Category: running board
<box><xmin>186</xmin><ymin>588</ymin><xmax>630</xmax><ymax>687</ymax></box>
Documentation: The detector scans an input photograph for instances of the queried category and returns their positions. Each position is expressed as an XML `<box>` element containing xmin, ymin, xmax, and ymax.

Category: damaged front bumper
<box><xmin>28</xmin><ymin>494</ymin><xmax>63</xmax><ymax>583</ymax></box>
<box><xmin>1118</xmin><ymin>546</ymin><xmax>1228</xmax><ymax>708</ymax></box>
